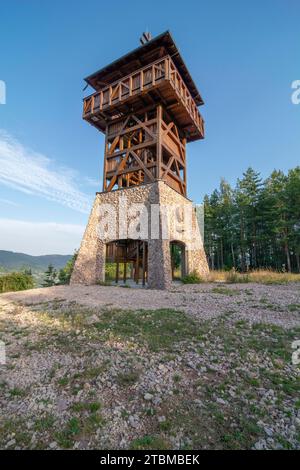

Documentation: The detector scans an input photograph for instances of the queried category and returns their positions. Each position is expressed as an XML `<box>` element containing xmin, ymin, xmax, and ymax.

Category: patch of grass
<box><xmin>116</xmin><ymin>370</ymin><xmax>140</xmax><ymax>386</ymax></box>
<box><xmin>130</xmin><ymin>435</ymin><xmax>170</xmax><ymax>450</ymax></box>
<box><xmin>55</xmin><ymin>417</ymin><xmax>81</xmax><ymax>449</ymax></box>
<box><xmin>288</xmin><ymin>304</ymin><xmax>300</xmax><ymax>312</ymax></box>
<box><xmin>264</xmin><ymin>373</ymin><xmax>300</xmax><ymax>397</ymax></box>
<box><xmin>57</xmin><ymin>377</ymin><xmax>69</xmax><ymax>386</ymax></box>
<box><xmin>195</xmin><ymin>269</ymin><xmax>300</xmax><ymax>284</ymax></box>
<box><xmin>34</xmin><ymin>414</ymin><xmax>55</xmax><ymax>432</ymax></box>
<box><xmin>71</xmin><ymin>401</ymin><xmax>102</xmax><ymax>413</ymax></box>
<box><xmin>9</xmin><ymin>387</ymin><xmax>26</xmax><ymax>397</ymax></box>
<box><xmin>96</xmin><ymin>280</ymin><xmax>112</xmax><ymax>286</ymax></box>
<box><xmin>0</xmin><ymin>418</ymin><xmax>31</xmax><ymax>447</ymax></box>
<box><xmin>181</xmin><ymin>271</ymin><xmax>203</xmax><ymax>284</ymax></box>
<box><xmin>81</xmin><ymin>365</ymin><xmax>106</xmax><ymax>379</ymax></box>
<box><xmin>225</xmin><ymin>269</ymin><xmax>249</xmax><ymax>284</ymax></box>
<box><xmin>55</xmin><ymin>402</ymin><xmax>104</xmax><ymax>448</ymax></box>
<box><xmin>94</xmin><ymin>308</ymin><xmax>203</xmax><ymax>352</ymax></box>
<box><xmin>173</xmin><ymin>374</ymin><xmax>182</xmax><ymax>383</ymax></box>
<box><xmin>211</xmin><ymin>287</ymin><xmax>240</xmax><ymax>296</ymax></box>
<box><xmin>83</xmin><ymin>412</ymin><xmax>105</xmax><ymax>433</ymax></box>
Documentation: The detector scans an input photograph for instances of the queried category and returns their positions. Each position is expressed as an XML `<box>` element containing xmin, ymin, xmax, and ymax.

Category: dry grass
<box><xmin>201</xmin><ymin>269</ymin><xmax>300</xmax><ymax>285</ymax></box>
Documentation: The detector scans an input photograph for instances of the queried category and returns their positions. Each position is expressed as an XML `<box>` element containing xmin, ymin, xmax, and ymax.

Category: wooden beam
<box><xmin>136</xmin><ymin>242</ymin><xmax>139</xmax><ymax>284</ymax></box>
<box><xmin>142</xmin><ymin>241</ymin><xmax>146</xmax><ymax>286</ymax></box>
<box><xmin>129</xmin><ymin>150</ymin><xmax>156</xmax><ymax>182</ymax></box>
<box><xmin>157</xmin><ymin>105</ymin><xmax>162</xmax><ymax>179</ymax></box>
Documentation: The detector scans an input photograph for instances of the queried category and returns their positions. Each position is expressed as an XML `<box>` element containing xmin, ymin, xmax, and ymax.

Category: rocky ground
<box><xmin>0</xmin><ymin>282</ymin><xmax>299</xmax><ymax>450</ymax></box>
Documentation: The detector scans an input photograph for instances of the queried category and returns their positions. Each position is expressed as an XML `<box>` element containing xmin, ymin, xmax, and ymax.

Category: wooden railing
<box><xmin>168</xmin><ymin>58</ymin><xmax>204</xmax><ymax>136</ymax></box>
<box><xmin>83</xmin><ymin>56</ymin><xmax>204</xmax><ymax>137</ymax></box>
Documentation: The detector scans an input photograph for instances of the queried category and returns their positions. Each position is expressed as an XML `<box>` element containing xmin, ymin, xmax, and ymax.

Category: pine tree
<box><xmin>204</xmin><ymin>166</ymin><xmax>300</xmax><ymax>273</ymax></box>
<box><xmin>58</xmin><ymin>251</ymin><xmax>78</xmax><ymax>285</ymax></box>
<box><xmin>42</xmin><ymin>264</ymin><xmax>57</xmax><ymax>287</ymax></box>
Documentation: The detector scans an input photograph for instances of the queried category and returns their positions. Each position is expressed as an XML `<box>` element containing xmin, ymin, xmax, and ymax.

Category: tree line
<box><xmin>42</xmin><ymin>252</ymin><xmax>77</xmax><ymax>287</ymax></box>
<box><xmin>204</xmin><ymin>167</ymin><xmax>300</xmax><ymax>273</ymax></box>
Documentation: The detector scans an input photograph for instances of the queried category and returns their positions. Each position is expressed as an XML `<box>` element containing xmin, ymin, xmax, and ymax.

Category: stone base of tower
<box><xmin>70</xmin><ymin>181</ymin><xmax>209</xmax><ymax>290</ymax></box>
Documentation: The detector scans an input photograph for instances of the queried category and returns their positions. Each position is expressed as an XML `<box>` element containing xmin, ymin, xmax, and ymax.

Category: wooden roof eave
<box><xmin>84</xmin><ymin>31</ymin><xmax>204</xmax><ymax>107</ymax></box>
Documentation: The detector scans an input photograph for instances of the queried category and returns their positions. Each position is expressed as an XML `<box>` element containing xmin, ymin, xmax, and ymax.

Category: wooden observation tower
<box><xmin>71</xmin><ymin>31</ymin><xmax>208</xmax><ymax>289</ymax></box>
<box><xmin>83</xmin><ymin>31</ymin><xmax>204</xmax><ymax>195</ymax></box>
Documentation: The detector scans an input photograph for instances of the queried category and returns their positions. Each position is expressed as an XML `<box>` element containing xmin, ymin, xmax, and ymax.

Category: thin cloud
<box><xmin>0</xmin><ymin>198</ymin><xmax>20</xmax><ymax>207</ymax></box>
<box><xmin>83</xmin><ymin>176</ymin><xmax>100</xmax><ymax>188</ymax></box>
<box><xmin>0</xmin><ymin>130</ymin><xmax>91</xmax><ymax>213</ymax></box>
<box><xmin>0</xmin><ymin>218</ymin><xmax>84</xmax><ymax>255</ymax></box>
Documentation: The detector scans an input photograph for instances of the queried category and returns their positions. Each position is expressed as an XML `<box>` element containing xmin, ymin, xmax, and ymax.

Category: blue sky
<box><xmin>0</xmin><ymin>0</ymin><xmax>299</xmax><ymax>254</ymax></box>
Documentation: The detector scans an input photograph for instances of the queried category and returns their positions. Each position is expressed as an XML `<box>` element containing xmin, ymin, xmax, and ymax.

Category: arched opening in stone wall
<box><xmin>170</xmin><ymin>241</ymin><xmax>186</xmax><ymax>280</ymax></box>
<box><xmin>105</xmin><ymin>239</ymin><xmax>148</xmax><ymax>286</ymax></box>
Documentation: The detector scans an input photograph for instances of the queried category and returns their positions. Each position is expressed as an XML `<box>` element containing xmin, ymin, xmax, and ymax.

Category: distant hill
<box><xmin>0</xmin><ymin>250</ymin><xmax>71</xmax><ymax>273</ymax></box>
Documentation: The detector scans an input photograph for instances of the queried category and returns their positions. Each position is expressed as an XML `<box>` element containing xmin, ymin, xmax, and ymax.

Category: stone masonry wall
<box><xmin>71</xmin><ymin>181</ymin><xmax>209</xmax><ymax>289</ymax></box>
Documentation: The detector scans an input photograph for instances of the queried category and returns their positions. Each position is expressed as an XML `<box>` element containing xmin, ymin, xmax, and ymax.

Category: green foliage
<box><xmin>105</xmin><ymin>262</ymin><xmax>131</xmax><ymax>281</ymax></box>
<box><xmin>0</xmin><ymin>272</ymin><xmax>34</xmax><ymax>293</ymax></box>
<box><xmin>130</xmin><ymin>435</ymin><xmax>169</xmax><ymax>450</ymax></box>
<box><xmin>58</xmin><ymin>251</ymin><xmax>77</xmax><ymax>285</ymax></box>
<box><xmin>181</xmin><ymin>270</ymin><xmax>202</xmax><ymax>284</ymax></box>
<box><xmin>204</xmin><ymin>166</ymin><xmax>300</xmax><ymax>273</ymax></box>
<box><xmin>94</xmin><ymin>308</ymin><xmax>202</xmax><ymax>352</ymax></box>
<box><xmin>42</xmin><ymin>264</ymin><xmax>57</xmax><ymax>287</ymax></box>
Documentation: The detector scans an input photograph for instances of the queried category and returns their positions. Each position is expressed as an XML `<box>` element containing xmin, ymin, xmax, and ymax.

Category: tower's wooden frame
<box><xmin>101</xmin><ymin>105</ymin><xmax>187</xmax><ymax>195</ymax></box>
<box><xmin>82</xmin><ymin>31</ymin><xmax>205</xmax><ymax>197</ymax></box>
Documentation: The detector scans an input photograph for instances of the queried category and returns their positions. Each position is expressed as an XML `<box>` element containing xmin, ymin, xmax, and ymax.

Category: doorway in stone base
<box><xmin>105</xmin><ymin>239</ymin><xmax>148</xmax><ymax>286</ymax></box>
<box><xmin>170</xmin><ymin>241</ymin><xmax>186</xmax><ymax>280</ymax></box>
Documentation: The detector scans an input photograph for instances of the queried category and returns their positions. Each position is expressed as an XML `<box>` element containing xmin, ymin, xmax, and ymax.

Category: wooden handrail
<box><xmin>83</xmin><ymin>55</ymin><xmax>204</xmax><ymax>137</ymax></box>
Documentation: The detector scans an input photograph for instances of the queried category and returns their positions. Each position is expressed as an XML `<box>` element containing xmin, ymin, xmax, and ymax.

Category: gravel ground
<box><xmin>1</xmin><ymin>281</ymin><xmax>300</xmax><ymax>327</ymax></box>
<box><xmin>0</xmin><ymin>282</ymin><xmax>299</xmax><ymax>450</ymax></box>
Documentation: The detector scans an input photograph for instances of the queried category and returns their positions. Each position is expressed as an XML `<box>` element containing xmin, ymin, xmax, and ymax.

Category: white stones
<box><xmin>144</xmin><ymin>393</ymin><xmax>153</xmax><ymax>401</ymax></box>
<box><xmin>128</xmin><ymin>415</ymin><xmax>139</xmax><ymax>428</ymax></box>
<box><xmin>216</xmin><ymin>397</ymin><xmax>227</xmax><ymax>405</ymax></box>
<box><xmin>264</xmin><ymin>426</ymin><xmax>274</xmax><ymax>437</ymax></box>
<box><xmin>6</xmin><ymin>439</ymin><xmax>16</xmax><ymax>447</ymax></box>
<box><xmin>254</xmin><ymin>439</ymin><xmax>267</xmax><ymax>450</ymax></box>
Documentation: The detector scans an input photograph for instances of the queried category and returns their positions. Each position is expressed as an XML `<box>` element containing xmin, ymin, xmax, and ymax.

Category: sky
<box><xmin>0</xmin><ymin>0</ymin><xmax>299</xmax><ymax>255</ymax></box>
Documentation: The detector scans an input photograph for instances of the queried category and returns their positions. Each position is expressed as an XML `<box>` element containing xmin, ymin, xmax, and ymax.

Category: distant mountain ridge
<box><xmin>0</xmin><ymin>250</ymin><xmax>71</xmax><ymax>272</ymax></box>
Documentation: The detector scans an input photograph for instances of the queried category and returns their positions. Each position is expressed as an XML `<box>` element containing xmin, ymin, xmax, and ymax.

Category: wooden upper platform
<box><xmin>85</xmin><ymin>31</ymin><xmax>203</xmax><ymax>105</ymax></box>
<box><xmin>83</xmin><ymin>32</ymin><xmax>205</xmax><ymax>142</ymax></box>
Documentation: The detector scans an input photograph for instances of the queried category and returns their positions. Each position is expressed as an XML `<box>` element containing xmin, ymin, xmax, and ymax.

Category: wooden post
<box><xmin>136</xmin><ymin>242</ymin><xmax>139</xmax><ymax>284</ymax></box>
<box><xmin>157</xmin><ymin>105</ymin><xmax>162</xmax><ymax>179</ymax></box>
<box><xmin>183</xmin><ymin>137</ymin><xmax>187</xmax><ymax>193</ymax></box>
<box><xmin>116</xmin><ymin>245</ymin><xmax>119</xmax><ymax>284</ymax></box>
<box><xmin>102</xmin><ymin>125</ymin><xmax>108</xmax><ymax>191</ymax></box>
<box><xmin>123</xmin><ymin>261</ymin><xmax>127</xmax><ymax>283</ymax></box>
<box><xmin>181</xmin><ymin>244</ymin><xmax>186</xmax><ymax>278</ymax></box>
<box><xmin>142</xmin><ymin>241</ymin><xmax>146</xmax><ymax>286</ymax></box>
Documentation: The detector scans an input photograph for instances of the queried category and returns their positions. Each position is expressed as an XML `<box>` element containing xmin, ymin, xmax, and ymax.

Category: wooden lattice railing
<box><xmin>83</xmin><ymin>56</ymin><xmax>204</xmax><ymax>137</ymax></box>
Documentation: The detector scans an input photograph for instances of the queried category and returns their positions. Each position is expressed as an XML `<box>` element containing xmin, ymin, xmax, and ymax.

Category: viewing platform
<box><xmin>83</xmin><ymin>55</ymin><xmax>204</xmax><ymax>142</ymax></box>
